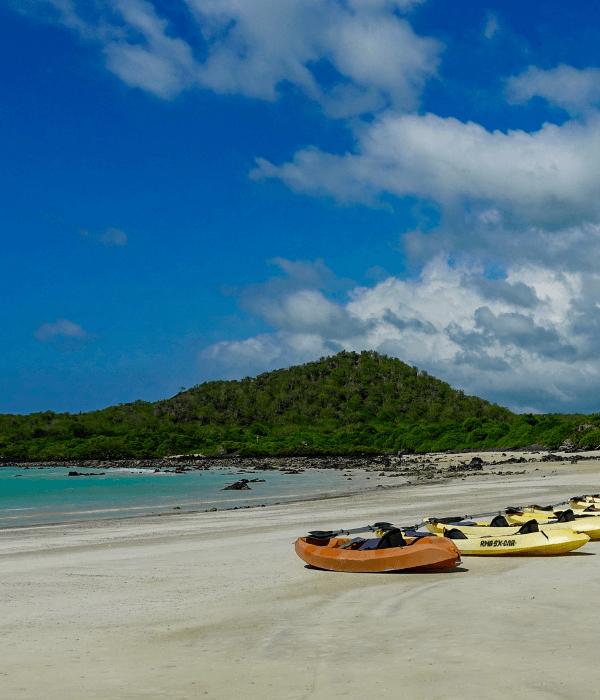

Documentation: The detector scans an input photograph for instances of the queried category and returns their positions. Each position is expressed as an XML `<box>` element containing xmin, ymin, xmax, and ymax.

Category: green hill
<box><xmin>0</xmin><ymin>350</ymin><xmax>598</xmax><ymax>460</ymax></box>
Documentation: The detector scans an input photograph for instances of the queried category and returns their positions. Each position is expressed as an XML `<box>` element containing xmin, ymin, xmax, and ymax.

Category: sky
<box><xmin>3</xmin><ymin>0</ymin><xmax>600</xmax><ymax>415</ymax></box>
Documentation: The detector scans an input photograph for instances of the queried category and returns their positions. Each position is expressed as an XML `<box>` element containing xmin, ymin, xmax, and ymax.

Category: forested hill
<box><xmin>161</xmin><ymin>349</ymin><xmax>511</xmax><ymax>427</ymax></box>
<box><xmin>1</xmin><ymin>350</ymin><xmax>598</xmax><ymax>460</ymax></box>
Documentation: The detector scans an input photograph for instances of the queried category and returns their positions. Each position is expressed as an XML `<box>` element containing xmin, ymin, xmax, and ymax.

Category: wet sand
<box><xmin>2</xmin><ymin>452</ymin><xmax>600</xmax><ymax>700</ymax></box>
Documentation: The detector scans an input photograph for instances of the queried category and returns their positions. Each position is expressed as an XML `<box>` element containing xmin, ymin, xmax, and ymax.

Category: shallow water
<box><xmin>0</xmin><ymin>465</ymin><xmax>391</xmax><ymax>527</ymax></box>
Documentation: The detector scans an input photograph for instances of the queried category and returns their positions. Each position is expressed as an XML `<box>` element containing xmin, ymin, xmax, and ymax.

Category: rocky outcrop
<box><xmin>68</xmin><ymin>471</ymin><xmax>105</xmax><ymax>476</ymax></box>
<box><xmin>222</xmin><ymin>479</ymin><xmax>252</xmax><ymax>490</ymax></box>
<box><xmin>558</xmin><ymin>439</ymin><xmax>578</xmax><ymax>452</ymax></box>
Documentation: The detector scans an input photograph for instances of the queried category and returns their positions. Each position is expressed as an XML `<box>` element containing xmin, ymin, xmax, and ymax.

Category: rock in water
<box><xmin>222</xmin><ymin>479</ymin><xmax>252</xmax><ymax>491</ymax></box>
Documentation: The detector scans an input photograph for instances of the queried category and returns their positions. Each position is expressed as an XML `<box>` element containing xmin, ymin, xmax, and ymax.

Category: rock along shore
<box><xmin>2</xmin><ymin>448</ymin><xmax>592</xmax><ymax>481</ymax></box>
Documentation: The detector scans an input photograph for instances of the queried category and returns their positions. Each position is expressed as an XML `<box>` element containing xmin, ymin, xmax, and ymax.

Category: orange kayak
<box><xmin>295</xmin><ymin>534</ymin><xmax>461</xmax><ymax>573</ymax></box>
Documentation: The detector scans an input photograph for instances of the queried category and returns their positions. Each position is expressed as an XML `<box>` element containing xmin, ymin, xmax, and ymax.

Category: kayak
<box><xmin>423</xmin><ymin>517</ymin><xmax>585</xmax><ymax>538</ymax></box>
<box><xmin>425</xmin><ymin>514</ymin><xmax>591</xmax><ymax>539</ymax></box>
<box><xmin>295</xmin><ymin>530</ymin><xmax>461</xmax><ymax>572</ymax></box>
<box><xmin>505</xmin><ymin>510</ymin><xmax>600</xmax><ymax>540</ymax></box>
<box><xmin>514</xmin><ymin>504</ymin><xmax>600</xmax><ymax>518</ymax></box>
<box><xmin>570</xmin><ymin>496</ymin><xmax>600</xmax><ymax>510</ymax></box>
<box><xmin>437</xmin><ymin>522</ymin><xmax>589</xmax><ymax>556</ymax></box>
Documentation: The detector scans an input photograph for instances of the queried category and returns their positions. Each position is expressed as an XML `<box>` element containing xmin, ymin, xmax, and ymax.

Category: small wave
<box><xmin>2</xmin><ymin>507</ymin><xmax>35</xmax><ymax>511</ymax></box>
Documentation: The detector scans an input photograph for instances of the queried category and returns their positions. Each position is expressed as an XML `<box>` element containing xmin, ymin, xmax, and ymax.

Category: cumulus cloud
<box><xmin>17</xmin><ymin>0</ymin><xmax>441</xmax><ymax>115</ymax></box>
<box><xmin>506</xmin><ymin>65</ymin><xmax>600</xmax><ymax>114</ymax></box>
<box><xmin>249</xmin><ymin>289</ymin><xmax>373</xmax><ymax>339</ymax></box>
<box><xmin>469</xmin><ymin>277</ymin><xmax>540</xmax><ymax>308</ymax></box>
<box><xmin>225</xmin><ymin>258</ymin><xmax>366</xmax><ymax>338</ymax></box>
<box><xmin>34</xmin><ymin>319</ymin><xmax>94</xmax><ymax>342</ymax></box>
<box><xmin>104</xmin><ymin>0</ymin><xmax>197</xmax><ymax>98</ymax></box>
<box><xmin>251</xmin><ymin>110</ymin><xmax>600</xmax><ymax>228</ymax></box>
<box><xmin>201</xmin><ymin>256</ymin><xmax>600</xmax><ymax>412</ymax></box>
<box><xmin>202</xmin><ymin>331</ymin><xmax>338</xmax><ymax>376</ymax></box>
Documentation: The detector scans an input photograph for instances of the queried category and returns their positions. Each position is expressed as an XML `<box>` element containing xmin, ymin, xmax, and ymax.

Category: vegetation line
<box><xmin>1</xmin><ymin>351</ymin><xmax>598</xmax><ymax>460</ymax></box>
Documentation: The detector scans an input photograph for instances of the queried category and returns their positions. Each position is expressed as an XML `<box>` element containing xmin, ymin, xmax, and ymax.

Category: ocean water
<box><xmin>0</xmin><ymin>465</ymin><xmax>390</xmax><ymax>528</ymax></box>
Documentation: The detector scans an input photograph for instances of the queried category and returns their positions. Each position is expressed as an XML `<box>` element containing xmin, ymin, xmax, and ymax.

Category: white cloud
<box><xmin>251</xmin><ymin>110</ymin><xmax>600</xmax><ymax>227</ymax></box>
<box><xmin>201</xmin><ymin>256</ymin><xmax>600</xmax><ymax>412</ymax></box>
<box><xmin>80</xmin><ymin>226</ymin><xmax>128</xmax><ymax>246</ymax></box>
<box><xmin>320</xmin><ymin>13</ymin><xmax>441</xmax><ymax>115</ymax></box>
<box><xmin>506</xmin><ymin>65</ymin><xmax>600</xmax><ymax>114</ymax></box>
<box><xmin>202</xmin><ymin>331</ymin><xmax>336</xmax><ymax>375</ymax></box>
<box><xmin>34</xmin><ymin>319</ymin><xmax>94</xmax><ymax>342</ymax></box>
<box><xmin>99</xmin><ymin>227</ymin><xmax>128</xmax><ymax>246</ymax></box>
<box><xmin>248</xmin><ymin>288</ymin><xmax>373</xmax><ymax>338</ymax></box>
<box><xmin>16</xmin><ymin>0</ymin><xmax>441</xmax><ymax>115</ymax></box>
<box><xmin>104</xmin><ymin>0</ymin><xmax>201</xmax><ymax>98</ymax></box>
<box><xmin>484</xmin><ymin>12</ymin><xmax>499</xmax><ymax>39</ymax></box>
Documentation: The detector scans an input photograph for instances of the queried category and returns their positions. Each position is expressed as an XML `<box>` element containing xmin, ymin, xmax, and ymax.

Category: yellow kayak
<box><xmin>510</xmin><ymin>505</ymin><xmax>598</xmax><ymax>517</ymax></box>
<box><xmin>425</xmin><ymin>520</ymin><xmax>558</xmax><ymax>537</ymax></box>
<box><xmin>505</xmin><ymin>510</ymin><xmax>600</xmax><ymax>540</ymax></box>
<box><xmin>435</xmin><ymin>521</ymin><xmax>589</xmax><ymax>556</ymax></box>
<box><xmin>570</xmin><ymin>497</ymin><xmax>600</xmax><ymax>511</ymax></box>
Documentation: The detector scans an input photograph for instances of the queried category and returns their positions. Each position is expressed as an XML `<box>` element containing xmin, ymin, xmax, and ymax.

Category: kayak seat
<box><xmin>530</xmin><ymin>504</ymin><xmax>553</xmax><ymax>511</ymax></box>
<box><xmin>490</xmin><ymin>515</ymin><xmax>510</xmax><ymax>527</ymax></box>
<box><xmin>443</xmin><ymin>528</ymin><xmax>468</xmax><ymax>540</ymax></box>
<box><xmin>340</xmin><ymin>537</ymin><xmax>366</xmax><ymax>549</ymax></box>
<box><xmin>517</xmin><ymin>519</ymin><xmax>539</xmax><ymax>534</ymax></box>
<box><xmin>400</xmin><ymin>532</ymin><xmax>430</xmax><ymax>546</ymax></box>
<box><xmin>555</xmin><ymin>509</ymin><xmax>576</xmax><ymax>522</ymax></box>
<box><xmin>358</xmin><ymin>539</ymin><xmax>380</xmax><ymax>550</ymax></box>
<box><xmin>305</xmin><ymin>536</ymin><xmax>332</xmax><ymax>545</ymax></box>
<box><xmin>376</xmin><ymin>528</ymin><xmax>407</xmax><ymax>549</ymax></box>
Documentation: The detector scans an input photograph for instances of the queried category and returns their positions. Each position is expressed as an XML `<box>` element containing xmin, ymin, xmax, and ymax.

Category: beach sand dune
<box><xmin>2</xmin><ymin>461</ymin><xmax>600</xmax><ymax>699</ymax></box>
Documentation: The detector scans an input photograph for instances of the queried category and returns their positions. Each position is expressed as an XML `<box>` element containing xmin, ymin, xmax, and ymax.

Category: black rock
<box><xmin>222</xmin><ymin>479</ymin><xmax>252</xmax><ymax>490</ymax></box>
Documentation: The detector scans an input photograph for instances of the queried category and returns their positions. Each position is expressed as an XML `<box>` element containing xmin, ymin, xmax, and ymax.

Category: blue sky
<box><xmin>3</xmin><ymin>0</ymin><xmax>600</xmax><ymax>415</ymax></box>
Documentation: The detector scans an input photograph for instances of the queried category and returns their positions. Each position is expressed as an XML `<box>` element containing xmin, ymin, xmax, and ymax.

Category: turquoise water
<box><xmin>0</xmin><ymin>466</ymin><xmax>387</xmax><ymax>527</ymax></box>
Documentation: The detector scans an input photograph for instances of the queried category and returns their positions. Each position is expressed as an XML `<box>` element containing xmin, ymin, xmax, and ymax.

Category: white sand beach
<box><xmin>2</xmin><ymin>453</ymin><xmax>600</xmax><ymax>700</ymax></box>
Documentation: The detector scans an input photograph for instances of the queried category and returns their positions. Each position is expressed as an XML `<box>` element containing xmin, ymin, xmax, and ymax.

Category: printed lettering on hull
<box><xmin>479</xmin><ymin>539</ymin><xmax>516</xmax><ymax>547</ymax></box>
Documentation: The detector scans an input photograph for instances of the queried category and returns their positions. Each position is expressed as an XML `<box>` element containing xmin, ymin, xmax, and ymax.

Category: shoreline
<box><xmin>3</xmin><ymin>448</ymin><xmax>595</xmax><ymax>531</ymax></box>
<box><xmin>1</xmin><ymin>448</ymin><xmax>593</xmax><ymax>533</ymax></box>
<box><xmin>0</xmin><ymin>443</ymin><xmax>594</xmax><ymax>471</ymax></box>
<box><xmin>3</xmin><ymin>459</ymin><xmax>600</xmax><ymax>698</ymax></box>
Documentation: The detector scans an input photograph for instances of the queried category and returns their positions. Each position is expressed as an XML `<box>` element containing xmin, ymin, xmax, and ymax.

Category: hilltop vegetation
<box><xmin>0</xmin><ymin>350</ymin><xmax>598</xmax><ymax>460</ymax></box>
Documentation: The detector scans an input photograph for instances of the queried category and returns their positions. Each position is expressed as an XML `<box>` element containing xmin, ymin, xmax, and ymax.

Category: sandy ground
<box><xmin>2</xmin><ymin>453</ymin><xmax>600</xmax><ymax>700</ymax></box>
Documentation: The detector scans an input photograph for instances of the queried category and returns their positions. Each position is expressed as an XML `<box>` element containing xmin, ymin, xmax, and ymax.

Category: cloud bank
<box><xmin>201</xmin><ymin>256</ymin><xmax>600</xmax><ymax>413</ymax></box>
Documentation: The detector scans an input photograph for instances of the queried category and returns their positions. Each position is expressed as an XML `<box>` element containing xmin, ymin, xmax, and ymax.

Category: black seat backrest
<box><xmin>530</xmin><ymin>504</ymin><xmax>553</xmax><ymax>511</ymax></box>
<box><xmin>517</xmin><ymin>519</ymin><xmax>539</xmax><ymax>534</ymax></box>
<box><xmin>443</xmin><ymin>528</ymin><xmax>468</xmax><ymax>540</ymax></box>
<box><xmin>556</xmin><ymin>509</ymin><xmax>576</xmax><ymax>522</ymax></box>
<box><xmin>340</xmin><ymin>537</ymin><xmax>366</xmax><ymax>549</ymax></box>
<box><xmin>490</xmin><ymin>515</ymin><xmax>510</xmax><ymax>527</ymax></box>
<box><xmin>375</xmin><ymin>528</ymin><xmax>407</xmax><ymax>549</ymax></box>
